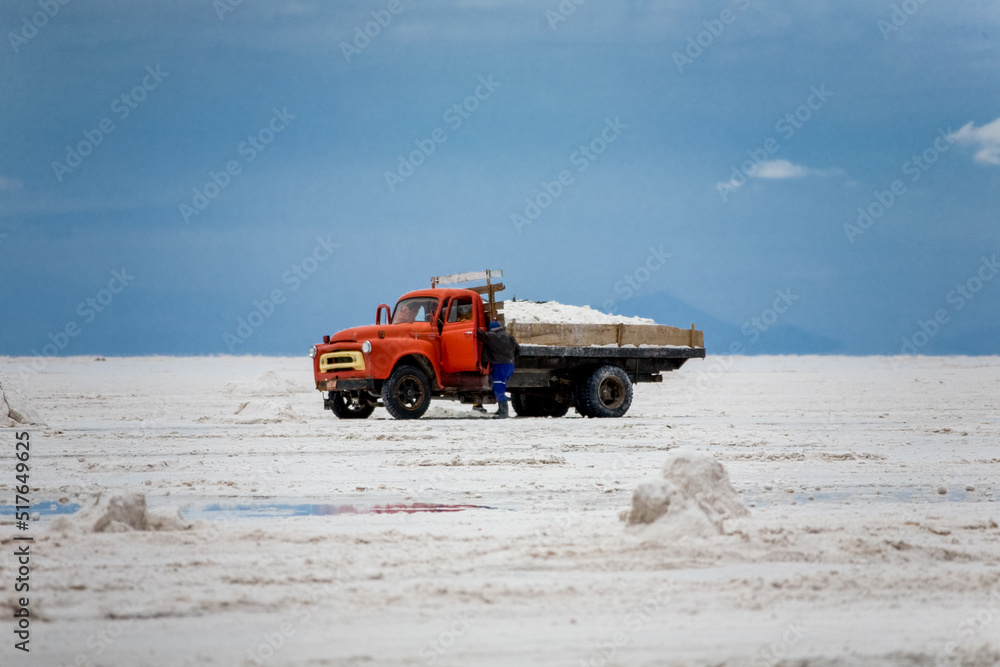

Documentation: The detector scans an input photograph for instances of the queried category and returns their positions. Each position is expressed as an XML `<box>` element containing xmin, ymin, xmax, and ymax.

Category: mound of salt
<box><xmin>0</xmin><ymin>372</ymin><xmax>46</xmax><ymax>427</ymax></box>
<box><xmin>231</xmin><ymin>399</ymin><xmax>304</xmax><ymax>424</ymax></box>
<box><xmin>627</xmin><ymin>449</ymin><xmax>748</xmax><ymax>535</ymax></box>
<box><xmin>502</xmin><ymin>300</ymin><xmax>655</xmax><ymax>326</ymax></box>
<box><xmin>52</xmin><ymin>492</ymin><xmax>189</xmax><ymax>533</ymax></box>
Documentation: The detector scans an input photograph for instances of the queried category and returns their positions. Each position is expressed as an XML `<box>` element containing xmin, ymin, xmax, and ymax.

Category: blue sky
<box><xmin>1</xmin><ymin>0</ymin><xmax>998</xmax><ymax>357</ymax></box>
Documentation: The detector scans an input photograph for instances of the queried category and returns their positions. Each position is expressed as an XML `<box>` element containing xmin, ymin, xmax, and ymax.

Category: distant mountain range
<box><xmin>607</xmin><ymin>291</ymin><xmax>843</xmax><ymax>355</ymax></box>
<box><xmin>933</xmin><ymin>325</ymin><xmax>1000</xmax><ymax>356</ymax></box>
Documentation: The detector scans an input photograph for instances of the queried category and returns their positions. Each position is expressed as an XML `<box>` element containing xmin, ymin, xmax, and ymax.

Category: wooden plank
<box><xmin>508</xmin><ymin>323</ymin><xmax>620</xmax><ymax>346</ymax></box>
<box><xmin>620</xmin><ymin>324</ymin><xmax>693</xmax><ymax>347</ymax></box>
<box><xmin>466</xmin><ymin>282</ymin><xmax>505</xmax><ymax>295</ymax></box>
<box><xmin>432</xmin><ymin>269</ymin><xmax>503</xmax><ymax>286</ymax></box>
<box><xmin>510</xmin><ymin>322</ymin><xmax>705</xmax><ymax>348</ymax></box>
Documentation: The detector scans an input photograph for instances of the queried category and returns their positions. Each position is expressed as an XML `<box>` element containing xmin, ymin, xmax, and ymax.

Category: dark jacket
<box><xmin>477</xmin><ymin>327</ymin><xmax>520</xmax><ymax>365</ymax></box>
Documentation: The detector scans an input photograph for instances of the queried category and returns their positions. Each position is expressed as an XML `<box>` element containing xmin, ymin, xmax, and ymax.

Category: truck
<box><xmin>309</xmin><ymin>271</ymin><xmax>705</xmax><ymax>420</ymax></box>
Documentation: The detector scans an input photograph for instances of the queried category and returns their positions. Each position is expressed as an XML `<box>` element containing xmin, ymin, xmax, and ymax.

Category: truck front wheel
<box><xmin>329</xmin><ymin>391</ymin><xmax>376</xmax><ymax>419</ymax></box>
<box><xmin>381</xmin><ymin>364</ymin><xmax>432</xmax><ymax>419</ymax></box>
<box><xmin>511</xmin><ymin>392</ymin><xmax>569</xmax><ymax>418</ymax></box>
<box><xmin>574</xmin><ymin>366</ymin><xmax>633</xmax><ymax>418</ymax></box>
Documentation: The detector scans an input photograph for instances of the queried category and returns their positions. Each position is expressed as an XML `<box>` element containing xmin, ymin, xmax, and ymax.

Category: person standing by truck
<box><xmin>477</xmin><ymin>321</ymin><xmax>520</xmax><ymax>419</ymax></box>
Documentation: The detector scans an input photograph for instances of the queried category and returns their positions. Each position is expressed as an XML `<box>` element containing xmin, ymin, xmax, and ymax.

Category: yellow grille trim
<box><xmin>319</xmin><ymin>351</ymin><xmax>365</xmax><ymax>372</ymax></box>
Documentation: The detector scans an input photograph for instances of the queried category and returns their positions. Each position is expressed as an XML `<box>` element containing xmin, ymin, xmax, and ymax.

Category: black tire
<box><xmin>575</xmin><ymin>365</ymin><xmax>633</xmax><ymax>418</ymax></box>
<box><xmin>537</xmin><ymin>397</ymin><xmax>569</xmax><ymax>418</ymax></box>
<box><xmin>510</xmin><ymin>391</ymin><xmax>531</xmax><ymax>417</ymax></box>
<box><xmin>511</xmin><ymin>391</ymin><xmax>569</xmax><ymax>418</ymax></box>
<box><xmin>328</xmin><ymin>391</ymin><xmax>376</xmax><ymax>419</ymax></box>
<box><xmin>573</xmin><ymin>378</ymin><xmax>595</xmax><ymax>417</ymax></box>
<box><xmin>381</xmin><ymin>364</ymin><xmax>432</xmax><ymax>419</ymax></box>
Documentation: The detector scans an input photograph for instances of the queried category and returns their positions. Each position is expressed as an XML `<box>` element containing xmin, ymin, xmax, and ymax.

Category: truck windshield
<box><xmin>391</xmin><ymin>297</ymin><xmax>440</xmax><ymax>324</ymax></box>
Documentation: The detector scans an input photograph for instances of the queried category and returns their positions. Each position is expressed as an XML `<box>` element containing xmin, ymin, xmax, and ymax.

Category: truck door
<box><xmin>439</xmin><ymin>296</ymin><xmax>480</xmax><ymax>373</ymax></box>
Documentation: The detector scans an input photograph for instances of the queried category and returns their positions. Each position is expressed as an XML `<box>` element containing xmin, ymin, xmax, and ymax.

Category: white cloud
<box><xmin>948</xmin><ymin>118</ymin><xmax>1000</xmax><ymax>165</ymax></box>
<box><xmin>715</xmin><ymin>160</ymin><xmax>838</xmax><ymax>193</ymax></box>
<box><xmin>747</xmin><ymin>159</ymin><xmax>811</xmax><ymax>179</ymax></box>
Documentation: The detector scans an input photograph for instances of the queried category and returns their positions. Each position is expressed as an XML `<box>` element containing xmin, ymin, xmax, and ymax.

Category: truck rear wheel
<box><xmin>329</xmin><ymin>391</ymin><xmax>376</xmax><ymax>419</ymax></box>
<box><xmin>574</xmin><ymin>365</ymin><xmax>633</xmax><ymax>418</ymax></box>
<box><xmin>511</xmin><ymin>392</ymin><xmax>569</xmax><ymax>418</ymax></box>
<box><xmin>381</xmin><ymin>364</ymin><xmax>432</xmax><ymax>419</ymax></box>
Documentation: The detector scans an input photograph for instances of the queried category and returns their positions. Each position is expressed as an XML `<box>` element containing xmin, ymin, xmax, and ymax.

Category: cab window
<box><xmin>447</xmin><ymin>297</ymin><xmax>474</xmax><ymax>323</ymax></box>
<box><xmin>392</xmin><ymin>297</ymin><xmax>439</xmax><ymax>324</ymax></box>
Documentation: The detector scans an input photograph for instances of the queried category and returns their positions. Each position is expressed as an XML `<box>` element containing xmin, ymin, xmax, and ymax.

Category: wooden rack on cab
<box><xmin>430</xmin><ymin>270</ymin><xmax>505</xmax><ymax>325</ymax></box>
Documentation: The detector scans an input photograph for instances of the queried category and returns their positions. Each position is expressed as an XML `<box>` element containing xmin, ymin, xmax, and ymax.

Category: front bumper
<box><xmin>316</xmin><ymin>378</ymin><xmax>376</xmax><ymax>393</ymax></box>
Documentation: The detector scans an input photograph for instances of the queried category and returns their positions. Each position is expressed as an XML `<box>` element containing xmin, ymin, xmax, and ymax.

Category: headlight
<box><xmin>361</xmin><ymin>340</ymin><xmax>372</xmax><ymax>354</ymax></box>
<box><xmin>308</xmin><ymin>345</ymin><xmax>317</xmax><ymax>358</ymax></box>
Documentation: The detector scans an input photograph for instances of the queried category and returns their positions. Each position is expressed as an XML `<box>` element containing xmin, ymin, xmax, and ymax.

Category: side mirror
<box><xmin>376</xmin><ymin>304</ymin><xmax>391</xmax><ymax>325</ymax></box>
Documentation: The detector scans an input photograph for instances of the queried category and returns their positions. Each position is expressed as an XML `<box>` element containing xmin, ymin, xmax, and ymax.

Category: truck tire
<box><xmin>511</xmin><ymin>392</ymin><xmax>569</xmax><ymax>418</ymax></box>
<box><xmin>510</xmin><ymin>391</ymin><xmax>531</xmax><ymax>417</ymax></box>
<box><xmin>573</xmin><ymin>380</ymin><xmax>594</xmax><ymax>418</ymax></box>
<box><xmin>328</xmin><ymin>391</ymin><xmax>376</xmax><ymax>419</ymax></box>
<box><xmin>575</xmin><ymin>365</ymin><xmax>633</xmax><ymax>418</ymax></box>
<box><xmin>381</xmin><ymin>364</ymin><xmax>432</xmax><ymax>419</ymax></box>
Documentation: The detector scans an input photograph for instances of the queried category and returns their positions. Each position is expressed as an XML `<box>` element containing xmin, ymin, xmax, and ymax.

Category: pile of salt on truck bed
<box><xmin>309</xmin><ymin>270</ymin><xmax>705</xmax><ymax>420</ymax></box>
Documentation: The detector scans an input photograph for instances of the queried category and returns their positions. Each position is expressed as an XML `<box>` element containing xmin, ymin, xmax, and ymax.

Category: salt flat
<box><xmin>1</xmin><ymin>355</ymin><xmax>998</xmax><ymax>666</ymax></box>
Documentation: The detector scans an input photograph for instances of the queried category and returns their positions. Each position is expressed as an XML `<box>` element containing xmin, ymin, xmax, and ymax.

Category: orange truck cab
<box><xmin>310</xmin><ymin>287</ymin><xmax>495</xmax><ymax>419</ymax></box>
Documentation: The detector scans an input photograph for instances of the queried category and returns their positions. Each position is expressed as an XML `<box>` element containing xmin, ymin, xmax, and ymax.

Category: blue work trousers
<box><xmin>490</xmin><ymin>363</ymin><xmax>515</xmax><ymax>403</ymax></box>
